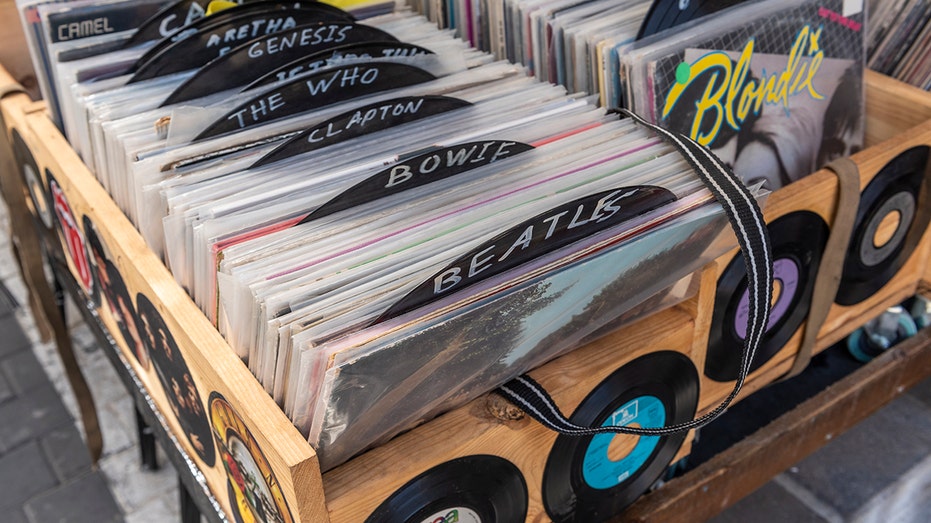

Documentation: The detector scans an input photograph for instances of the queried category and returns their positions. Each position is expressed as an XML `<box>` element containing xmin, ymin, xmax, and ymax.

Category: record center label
<box><xmin>735</xmin><ymin>257</ymin><xmax>800</xmax><ymax>339</ymax></box>
<box><xmin>860</xmin><ymin>191</ymin><xmax>915</xmax><ymax>267</ymax></box>
<box><xmin>582</xmin><ymin>396</ymin><xmax>665</xmax><ymax>490</ymax></box>
<box><xmin>378</xmin><ymin>186</ymin><xmax>676</xmax><ymax>321</ymax></box>
<box><xmin>420</xmin><ymin>507</ymin><xmax>481</xmax><ymax>523</ymax></box>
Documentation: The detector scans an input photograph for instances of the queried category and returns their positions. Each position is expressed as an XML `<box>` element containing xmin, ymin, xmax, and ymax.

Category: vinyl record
<box><xmin>542</xmin><ymin>351</ymin><xmax>699</xmax><ymax>523</ymax></box>
<box><xmin>80</xmin><ymin>216</ymin><xmax>104</xmax><ymax>310</ymax></box>
<box><xmin>10</xmin><ymin>129</ymin><xmax>53</xmax><ymax>229</ymax></box>
<box><xmin>210</xmin><ymin>392</ymin><xmax>293</xmax><ymax>523</ymax></box>
<box><xmin>366</xmin><ymin>455</ymin><xmax>528</xmax><ymax>523</ymax></box>
<box><xmin>835</xmin><ymin>146</ymin><xmax>931</xmax><ymax>305</ymax></box>
<box><xmin>138</xmin><ymin>293</ymin><xmax>214</xmax><ymax>466</ymax></box>
<box><xmin>637</xmin><ymin>0</ymin><xmax>748</xmax><ymax>40</ymax></box>
<box><xmin>705</xmin><ymin>211</ymin><xmax>829</xmax><ymax>382</ymax></box>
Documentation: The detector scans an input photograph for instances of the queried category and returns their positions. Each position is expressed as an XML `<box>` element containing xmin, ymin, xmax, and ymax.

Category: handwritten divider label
<box><xmin>376</xmin><ymin>186</ymin><xmax>678</xmax><ymax>323</ymax></box>
<box><xmin>162</xmin><ymin>22</ymin><xmax>398</xmax><ymax>105</ymax></box>
<box><xmin>130</xmin><ymin>2</ymin><xmax>353</xmax><ymax>68</ymax></box>
<box><xmin>49</xmin><ymin>2</ymin><xmax>166</xmax><ymax>43</ymax></box>
<box><xmin>130</xmin><ymin>9</ymin><xmax>356</xmax><ymax>82</ymax></box>
<box><xmin>195</xmin><ymin>63</ymin><xmax>436</xmax><ymax>140</ymax></box>
<box><xmin>299</xmin><ymin>140</ymin><xmax>534</xmax><ymax>224</ymax></box>
<box><xmin>245</xmin><ymin>41</ymin><xmax>434</xmax><ymax>89</ymax></box>
<box><xmin>124</xmin><ymin>0</ymin><xmax>243</xmax><ymax>47</ymax></box>
<box><xmin>251</xmin><ymin>95</ymin><xmax>472</xmax><ymax>168</ymax></box>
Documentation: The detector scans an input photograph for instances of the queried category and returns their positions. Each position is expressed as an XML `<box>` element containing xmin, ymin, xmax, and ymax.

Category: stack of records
<box><xmin>867</xmin><ymin>0</ymin><xmax>931</xmax><ymax>89</ymax></box>
<box><xmin>621</xmin><ymin>0</ymin><xmax>866</xmax><ymax>190</ymax></box>
<box><xmin>21</xmin><ymin>0</ymin><xmax>761</xmax><ymax>468</ymax></box>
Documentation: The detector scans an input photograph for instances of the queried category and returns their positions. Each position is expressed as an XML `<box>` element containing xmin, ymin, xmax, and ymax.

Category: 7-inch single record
<box><xmin>366</xmin><ymin>455</ymin><xmax>528</xmax><ymax>523</ymax></box>
<box><xmin>637</xmin><ymin>0</ymin><xmax>747</xmax><ymax>39</ymax></box>
<box><xmin>705</xmin><ymin>211</ymin><xmax>829</xmax><ymax>382</ymax></box>
<box><xmin>835</xmin><ymin>146</ymin><xmax>931</xmax><ymax>305</ymax></box>
<box><xmin>542</xmin><ymin>351</ymin><xmax>698</xmax><ymax>523</ymax></box>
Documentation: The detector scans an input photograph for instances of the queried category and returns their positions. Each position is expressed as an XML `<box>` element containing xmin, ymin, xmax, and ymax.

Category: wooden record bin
<box><xmin>698</xmin><ymin>72</ymin><xmax>931</xmax><ymax>413</ymax></box>
<box><xmin>4</xmin><ymin>60</ymin><xmax>931</xmax><ymax>523</ymax></box>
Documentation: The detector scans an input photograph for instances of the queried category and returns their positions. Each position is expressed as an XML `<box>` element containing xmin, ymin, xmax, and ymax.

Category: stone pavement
<box><xmin>0</xmin><ymin>280</ymin><xmax>122</xmax><ymax>523</ymax></box>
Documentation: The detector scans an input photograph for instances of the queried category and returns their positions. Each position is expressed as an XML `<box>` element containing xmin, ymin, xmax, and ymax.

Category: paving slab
<box><xmin>786</xmin><ymin>394</ymin><xmax>931</xmax><ymax>518</ymax></box>
<box><xmin>0</xmin><ymin>315</ymin><xmax>30</xmax><ymax>358</ymax></box>
<box><xmin>908</xmin><ymin>376</ymin><xmax>931</xmax><ymax>409</ymax></box>
<box><xmin>0</xmin><ymin>505</ymin><xmax>29</xmax><ymax>523</ymax></box>
<box><xmin>24</xmin><ymin>471</ymin><xmax>123</xmax><ymax>523</ymax></box>
<box><xmin>1</xmin><ymin>347</ymin><xmax>51</xmax><ymax>394</ymax></box>
<box><xmin>0</xmin><ymin>441</ymin><xmax>57</xmax><ymax>508</ymax></box>
<box><xmin>39</xmin><ymin>425</ymin><xmax>93</xmax><ymax>483</ymax></box>
<box><xmin>0</xmin><ymin>385</ymin><xmax>72</xmax><ymax>453</ymax></box>
<box><xmin>709</xmin><ymin>480</ymin><xmax>830</xmax><ymax>523</ymax></box>
<box><xmin>0</xmin><ymin>365</ymin><xmax>12</xmax><ymax>404</ymax></box>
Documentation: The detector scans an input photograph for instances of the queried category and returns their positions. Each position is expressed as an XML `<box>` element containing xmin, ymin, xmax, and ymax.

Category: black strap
<box><xmin>496</xmin><ymin>109</ymin><xmax>773</xmax><ymax>437</ymax></box>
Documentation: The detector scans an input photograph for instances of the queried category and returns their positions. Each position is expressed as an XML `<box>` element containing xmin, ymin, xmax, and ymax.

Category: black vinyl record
<box><xmin>10</xmin><ymin>129</ymin><xmax>54</xmax><ymax>229</ymax></box>
<box><xmin>835</xmin><ymin>146</ymin><xmax>931</xmax><ymax>305</ymax></box>
<box><xmin>637</xmin><ymin>0</ymin><xmax>748</xmax><ymax>40</ymax></box>
<box><xmin>542</xmin><ymin>351</ymin><xmax>699</xmax><ymax>522</ymax></box>
<box><xmin>705</xmin><ymin>211</ymin><xmax>829</xmax><ymax>382</ymax></box>
<box><xmin>366</xmin><ymin>455</ymin><xmax>528</xmax><ymax>523</ymax></box>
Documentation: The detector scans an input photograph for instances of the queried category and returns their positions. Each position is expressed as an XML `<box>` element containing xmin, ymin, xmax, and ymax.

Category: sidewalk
<box><xmin>0</xmin><ymin>279</ymin><xmax>122</xmax><ymax>523</ymax></box>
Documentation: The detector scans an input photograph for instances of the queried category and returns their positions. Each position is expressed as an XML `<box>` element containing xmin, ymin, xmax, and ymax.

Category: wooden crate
<box><xmin>3</xmin><ymin>63</ymin><xmax>931</xmax><ymax>522</ymax></box>
<box><xmin>700</xmin><ymin>71</ymin><xmax>931</xmax><ymax>411</ymax></box>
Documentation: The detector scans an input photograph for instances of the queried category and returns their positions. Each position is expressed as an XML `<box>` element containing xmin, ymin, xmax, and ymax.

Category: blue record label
<box><xmin>581</xmin><ymin>395</ymin><xmax>665</xmax><ymax>490</ymax></box>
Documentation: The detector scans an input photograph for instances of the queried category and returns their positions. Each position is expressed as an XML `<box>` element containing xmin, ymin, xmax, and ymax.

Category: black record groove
<box><xmin>542</xmin><ymin>351</ymin><xmax>699</xmax><ymax>523</ymax></box>
<box><xmin>706</xmin><ymin>211</ymin><xmax>829</xmax><ymax>382</ymax></box>
<box><xmin>835</xmin><ymin>146</ymin><xmax>931</xmax><ymax>305</ymax></box>
<box><xmin>10</xmin><ymin>129</ymin><xmax>54</xmax><ymax>229</ymax></box>
<box><xmin>637</xmin><ymin>0</ymin><xmax>747</xmax><ymax>39</ymax></box>
<box><xmin>366</xmin><ymin>455</ymin><xmax>527</xmax><ymax>523</ymax></box>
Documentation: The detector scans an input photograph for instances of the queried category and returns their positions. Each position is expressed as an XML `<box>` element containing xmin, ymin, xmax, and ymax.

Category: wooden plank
<box><xmin>0</xmin><ymin>0</ymin><xmax>38</xmax><ymax>100</ymax></box>
<box><xmin>865</xmin><ymin>70</ymin><xmax>931</xmax><ymax>146</ymax></box>
<box><xmin>620</xmin><ymin>325</ymin><xmax>931</xmax><ymax>523</ymax></box>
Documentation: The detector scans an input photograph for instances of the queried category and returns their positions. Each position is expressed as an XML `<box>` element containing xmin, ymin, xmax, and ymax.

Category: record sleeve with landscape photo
<box><xmin>622</xmin><ymin>0</ymin><xmax>866</xmax><ymax>190</ymax></box>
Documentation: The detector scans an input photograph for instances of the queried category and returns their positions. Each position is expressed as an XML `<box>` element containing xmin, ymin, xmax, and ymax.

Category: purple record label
<box><xmin>735</xmin><ymin>257</ymin><xmax>799</xmax><ymax>340</ymax></box>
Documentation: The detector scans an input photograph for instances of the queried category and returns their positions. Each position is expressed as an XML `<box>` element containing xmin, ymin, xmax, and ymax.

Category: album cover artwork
<box><xmin>625</xmin><ymin>0</ymin><xmax>866</xmax><ymax>190</ymax></box>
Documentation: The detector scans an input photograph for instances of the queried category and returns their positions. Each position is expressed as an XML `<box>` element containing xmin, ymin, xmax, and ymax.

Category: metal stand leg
<box><xmin>53</xmin><ymin>272</ymin><xmax>65</xmax><ymax>321</ymax></box>
<box><xmin>136</xmin><ymin>408</ymin><xmax>159</xmax><ymax>470</ymax></box>
<box><xmin>180</xmin><ymin>476</ymin><xmax>202</xmax><ymax>523</ymax></box>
